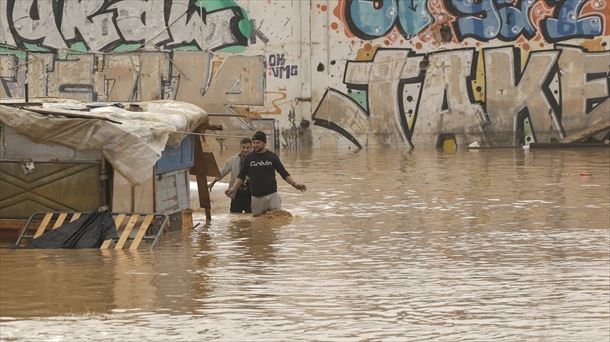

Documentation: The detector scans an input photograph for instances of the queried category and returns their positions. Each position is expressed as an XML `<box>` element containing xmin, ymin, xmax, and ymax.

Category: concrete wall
<box><xmin>1</xmin><ymin>0</ymin><xmax>608</xmax><ymax>149</ymax></box>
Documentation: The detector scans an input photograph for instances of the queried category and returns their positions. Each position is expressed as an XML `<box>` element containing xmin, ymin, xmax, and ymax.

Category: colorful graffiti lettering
<box><xmin>337</xmin><ymin>0</ymin><xmax>607</xmax><ymax>43</ymax></box>
<box><xmin>313</xmin><ymin>45</ymin><xmax>610</xmax><ymax>147</ymax></box>
<box><xmin>0</xmin><ymin>51</ymin><xmax>265</xmax><ymax>119</ymax></box>
<box><xmin>542</xmin><ymin>0</ymin><xmax>604</xmax><ymax>42</ymax></box>
<box><xmin>0</xmin><ymin>0</ymin><xmax>261</xmax><ymax>134</ymax></box>
<box><xmin>449</xmin><ymin>0</ymin><xmax>604</xmax><ymax>42</ymax></box>
<box><xmin>447</xmin><ymin>0</ymin><xmax>537</xmax><ymax>41</ymax></box>
<box><xmin>1</xmin><ymin>0</ymin><xmax>608</xmax><ymax>150</ymax></box>
<box><xmin>0</xmin><ymin>0</ymin><xmax>251</xmax><ymax>52</ymax></box>
<box><xmin>345</xmin><ymin>0</ymin><xmax>433</xmax><ymax>39</ymax></box>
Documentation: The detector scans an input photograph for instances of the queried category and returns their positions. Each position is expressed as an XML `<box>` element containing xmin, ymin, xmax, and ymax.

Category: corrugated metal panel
<box><xmin>155</xmin><ymin>169</ymin><xmax>190</xmax><ymax>214</ymax></box>
<box><xmin>1</xmin><ymin>125</ymin><xmax>102</xmax><ymax>162</ymax></box>
<box><xmin>155</xmin><ymin>135</ymin><xmax>194</xmax><ymax>174</ymax></box>
<box><xmin>0</xmin><ymin>161</ymin><xmax>102</xmax><ymax>219</ymax></box>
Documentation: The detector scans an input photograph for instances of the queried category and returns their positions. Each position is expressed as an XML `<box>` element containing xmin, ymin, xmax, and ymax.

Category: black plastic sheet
<box><xmin>27</xmin><ymin>211</ymin><xmax>118</xmax><ymax>249</ymax></box>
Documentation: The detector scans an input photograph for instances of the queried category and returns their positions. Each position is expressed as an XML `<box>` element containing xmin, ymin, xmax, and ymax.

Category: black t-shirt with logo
<box><xmin>237</xmin><ymin>150</ymin><xmax>290</xmax><ymax>197</ymax></box>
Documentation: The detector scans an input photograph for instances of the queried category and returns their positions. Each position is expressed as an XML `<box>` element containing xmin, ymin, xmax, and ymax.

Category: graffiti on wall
<box><xmin>335</xmin><ymin>0</ymin><xmax>608</xmax><ymax>43</ymax></box>
<box><xmin>344</xmin><ymin>0</ymin><xmax>434</xmax><ymax>39</ymax></box>
<box><xmin>1</xmin><ymin>0</ymin><xmax>609</xmax><ymax>149</ymax></box>
<box><xmin>268</xmin><ymin>53</ymin><xmax>298</xmax><ymax>79</ymax></box>
<box><xmin>0</xmin><ymin>0</ymin><xmax>265</xmax><ymax>132</ymax></box>
<box><xmin>0</xmin><ymin>0</ymin><xmax>251</xmax><ymax>52</ymax></box>
<box><xmin>315</xmin><ymin>0</ymin><xmax>609</xmax><ymax>147</ymax></box>
<box><xmin>313</xmin><ymin>44</ymin><xmax>609</xmax><ymax>147</ymax></box>
<box><xmin>0</xmin><ymin>51</ymin><xmax>264</xmax><ymax>117</ymax></box>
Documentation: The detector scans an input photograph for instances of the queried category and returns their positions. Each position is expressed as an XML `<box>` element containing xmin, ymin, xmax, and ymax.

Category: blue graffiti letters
<box><xmin>449</xmin><ymin>0</ymin><xmax>605</xmax><ymax>42</ymax></box>
<box><xmin>543</xmin><ymin>0</ymin><xmax>603</xmax><ymax>42</ymax></box>
<box><xmin>345</xmin><ymin>0</ymin><xmax>432</xmax><ymax>40</ymax></box>
<box><xmin>449</xmin><ymin>0</ymin><xmax>501</xmax><ymax>41</ymax></box>
<box><xmin>397</xmin><ymin>0</ymin><xmax>433</xmax><ymax>37</ymax></box>
<box><xmin>496</xmin><ymin>0</ymin><xmax>536</xmax><ymax>40</ymax></box>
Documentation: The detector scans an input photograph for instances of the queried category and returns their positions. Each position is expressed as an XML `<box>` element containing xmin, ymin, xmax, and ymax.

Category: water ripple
<box><xmin>1</xmin><ymin>148</ymin><xmax>609</xmax><ymax>341</ymax></box>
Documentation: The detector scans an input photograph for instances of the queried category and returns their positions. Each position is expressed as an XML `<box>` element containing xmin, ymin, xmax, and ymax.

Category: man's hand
<box><xmin>225</xmin><ymin>188</ymin><xmax>236</xmax><ymax>198</ymax></box>
<box><xmin>285</xmin><ymin>176</ymin><xmax>306</xmax><ymax>192</ymax></box>
<box><xmin>225</xmin><ymin>178</ymin><xmax>244</xmax><ymax>198</ymax></box>
<box><xmin>293</xmin><ymin>183</ymin><xmax>307</xmax><ymax>192</ymax></box>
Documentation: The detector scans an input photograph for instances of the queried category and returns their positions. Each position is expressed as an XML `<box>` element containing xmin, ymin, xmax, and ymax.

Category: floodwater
<box><xmin>1</xmin><ymin>147</ymin><xmax>609</xmax><ymax>341</ymax></box>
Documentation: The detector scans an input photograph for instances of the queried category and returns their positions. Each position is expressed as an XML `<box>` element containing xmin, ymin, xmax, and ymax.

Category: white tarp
<box><xmin>0</xmin><ymin>100</ymin><xmax>207</xmax><ymax>184</ymax></box>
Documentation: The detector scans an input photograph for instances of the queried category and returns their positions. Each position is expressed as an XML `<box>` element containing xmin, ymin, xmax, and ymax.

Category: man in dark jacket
<box><xmin>225</xmin><ymin>131</ymin><xmax>306</xmax><ymax>216</ymax></box>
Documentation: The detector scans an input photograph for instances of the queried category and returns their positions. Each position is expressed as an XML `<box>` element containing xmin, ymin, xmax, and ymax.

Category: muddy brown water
<box><xmin>1</xmin><ymin>148</ymin><xmax>609</xmax><ymax>341</ymax></box>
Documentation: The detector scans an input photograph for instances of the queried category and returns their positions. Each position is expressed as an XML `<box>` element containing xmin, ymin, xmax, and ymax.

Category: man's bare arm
<box><xmin>284</xmin><ymin>175</ymin><xmax>306</xmax><ymax>192</ymax></box>
<box><xmin>225</xmin><ymin>178</ymin><xmax>245</xmax><ymax>197</ymax></box>
<box><xmin>209</xmin><ymin>160</ymin><xmax>232</xmax><ymax>190</ymax></box>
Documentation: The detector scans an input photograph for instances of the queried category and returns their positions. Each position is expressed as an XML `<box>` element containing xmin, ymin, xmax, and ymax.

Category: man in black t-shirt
<box><xmin>225</xmin><ymin>131</ymin><xmax>306</xmax><ymax>216</ymax></box>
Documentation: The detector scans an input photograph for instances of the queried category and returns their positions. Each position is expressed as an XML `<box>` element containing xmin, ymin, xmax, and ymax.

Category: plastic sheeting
<box><xmin>0</xmin><ymin>100</ymin><xmax>207</xmax><ymax>184</ymax></box>
<box><xmin>26</xmin><ymin>211</ymin><xmax>118</xmax><ymax>249</ymax></box>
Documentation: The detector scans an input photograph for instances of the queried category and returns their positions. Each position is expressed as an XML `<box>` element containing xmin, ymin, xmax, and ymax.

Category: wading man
<box><xmin>209</xmin><ymin>138</ymin><xmax>252</xmax><ymax>213</ymax></box>
<box><xmin>225</xmin><ymin>131</ymin><xmax>306</xmax><ymax>217</ymax></box>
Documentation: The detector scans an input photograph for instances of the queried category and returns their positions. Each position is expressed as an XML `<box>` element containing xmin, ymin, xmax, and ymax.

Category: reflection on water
<box><xmin>1</xmin><ymin>148</ymin><xmax>609</xmax><ymax>341</ymax></box>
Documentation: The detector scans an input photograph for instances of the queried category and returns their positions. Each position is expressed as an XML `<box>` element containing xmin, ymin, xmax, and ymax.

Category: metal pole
<box><xmin>24</xmin><ymin>53</ymin><xmax>29</xmax><ymax>102</ymax></box>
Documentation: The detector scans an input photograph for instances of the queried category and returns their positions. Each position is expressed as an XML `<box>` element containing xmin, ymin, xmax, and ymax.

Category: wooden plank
<box><xmin>129</xmin><ymin>215</ymin><xmax>154</xmax><ymax>250</ymax></box>
<box><xmin>560</xmin><ymin>119</ymin><xmax>610</xmax><ymax>143</ymax></box>
<box><xmin>176</xmin><ymin>171</ymin><xmax>190</xmax><ymax>209</ymax></box>
<box><xmin>192</xmin><ymin>135</ymin><xmax>213</xmax><ymax>218</ymax></box>
<box><xmin>196</xmin><ymin>173</ymin><xmax>211</xmax><ymax>210</ymax></box>
<box><xmin>99</xmin><ymin>239</ymin><xmax>112</xmax><ymax>250</ymax></box>
<box><xmin>190</xmin><ymin>136</ymin><xmax>205</xmax><ymax>176</ymax></box>
<box><xmin>70</xmin><ymin>213</ymin><xmax>81</xmax><ymax>222</ymax></box>
<box><xmin>52</xmin><ymin>213</ymin><xmax>68</xmax><ymax>229</ymax></box>
<box><xmin>202</xmin><ymin>152</ymin><xmax>220</xmax><ymax>177</ymax></box>
<box><xmin>205</xmin><ymin>207</ymin><xmax>211</xmax><ymax>222</ymax></box>
<box><xmin>190</xmin><ymin>136</ymin><xmax>220</xmax><ymax>177</ymax></box>
<box><xmin>100</xmin><ymin>214</ymin><xmax>126</xmax><ymax>249</ymax></box>
<box><xmin>114</xmin><ymin>214</ymin><xmax>140</xmax><ymax>250</ymax></box>
<box><xmin>155</xmin><ymin>169</ymin><xmax>190</xmax><ymax>213</ymax></box>
<box><xmin>182</xmin><ymin>209</ymin><xmax>193</xmax><ymax>230</ymax></box>
<box><xmin>0</xmin><ymin>219</ymin><xmax>29</xmax><ymax>230</ymax></box>
<box><xmin>114</xmin><ymin>213</ymin><xmax>126</xmax><ymax>228</ymax></box>
<box><xmin>33</xmin><ymin>213</ymin><xmax>53</xmax><ymax>238</ymax></box>
<box><xmin>155</xmin><ymin>172</ymin><xmax>179</xmax><ymax>212</ymax></box>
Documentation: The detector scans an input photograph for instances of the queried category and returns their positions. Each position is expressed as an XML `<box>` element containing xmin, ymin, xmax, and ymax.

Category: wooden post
<box><xmin>181</xmin><ymin>209</ymin><xmax>194</xmax><ymax>230</ymax></box>
<box><xmin>192</xmin><ymin>136</ymin><xmax>212</xmax><ymax>221</ymax></box>
<box><xmin>189</xmin><ymin>123</ymin><xmax>221</xmax><ymax>222</ymax></box>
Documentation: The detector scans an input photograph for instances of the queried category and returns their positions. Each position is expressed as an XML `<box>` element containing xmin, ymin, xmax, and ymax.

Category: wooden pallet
<box><xmin>14</xmin><ymin>212</ymin><xmax>168</xmax><ymax>250</ymax></box>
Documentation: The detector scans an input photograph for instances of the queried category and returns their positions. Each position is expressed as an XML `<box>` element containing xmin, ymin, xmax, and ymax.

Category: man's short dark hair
<box><xmin>240</xmin><ymin>137</ymin><xmax>252</xmax><ymax>145</ymax></box>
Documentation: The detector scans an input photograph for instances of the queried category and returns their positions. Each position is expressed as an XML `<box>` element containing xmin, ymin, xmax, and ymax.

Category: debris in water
<box><xmin>264</xmin><ymin>209</ymin><xmax>293</xmax><ymax>218</ymax></box>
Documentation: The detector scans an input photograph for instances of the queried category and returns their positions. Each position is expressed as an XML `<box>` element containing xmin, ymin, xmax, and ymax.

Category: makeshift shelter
<box><xmin>0</xmin><ymin>99</ymin><xmax>218</xmax><ymax>241</ymax></box>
